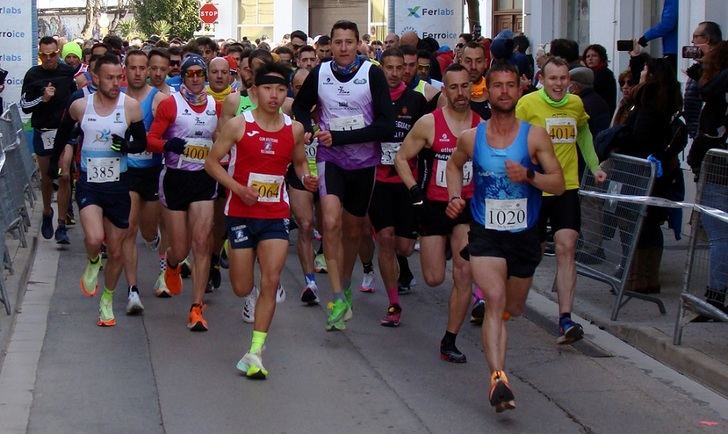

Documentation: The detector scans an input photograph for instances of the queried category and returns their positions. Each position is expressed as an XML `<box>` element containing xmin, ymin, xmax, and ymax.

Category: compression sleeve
<box><xmin>146</xmin><ymin>97</ymin><xmax>176</xmax><ymax>153</ymax></box>
<box><xmin>329</xmin><ymin>66</ymin><xmax>395</xmax><ymax>146</ymax></box>
<box><xmin>577</xmin><ymin>127</ymin><xmax>601</xmax><ymax>174</ymax></box>
<box><xmin>291</xmin><ymin>65</ymin><xmax>320</xmax><ymax>134</ymax></box>
<box><xmin>126</xmin><ymin>120</ymin><xmax>147</xmax><ymax>153</ymax></box>
<box><xmin>50</xmin><ymin>112</ymin><xmax>77</xmax><ymax>165</ymax></box>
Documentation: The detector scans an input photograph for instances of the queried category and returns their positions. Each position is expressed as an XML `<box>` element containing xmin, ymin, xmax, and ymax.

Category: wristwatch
<box><xmin>526</xmin><ymin>169</ymin><xmax>535</xmax><ymax>180</ymax></box>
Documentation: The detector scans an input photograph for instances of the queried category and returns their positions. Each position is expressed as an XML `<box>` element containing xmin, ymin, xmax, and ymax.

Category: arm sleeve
<box><xmin>50</xmin><ymin>112</ymin><xmax>77</xmax><ymax>165</ymax></box>
<box><xmin>126</xmin><ymin>120</ymin><xmax>147</xmax><ymax>153</ymax></box>
<box><xmin>642</xmin><ymin>0</ymin><xmax>678</xmax><ymax>41</ymax></box>
<box><xmin>329</xmin><ymin>66</ymin><xmax>395</xmax><ymax>146</ymax></box>
<box><xmin>291</xmin><ymin>66</ymin><xmax>320</xmax><ymax>133</ymax></box>
<box><xmin>146</xmin><ymin>98</ymin><xmax>175</xmax><ymax>153</ymax></box>
<box><xmin>576</xmin><ymin>127</ymin><xmax>601</xmax><ymax>174</ymax></box>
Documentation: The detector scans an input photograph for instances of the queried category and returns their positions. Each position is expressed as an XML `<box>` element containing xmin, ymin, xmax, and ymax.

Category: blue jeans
<box><xmin>701</xmin><ymin>183</ymin><xmax>728</xmax><ymax>293</ymax></box>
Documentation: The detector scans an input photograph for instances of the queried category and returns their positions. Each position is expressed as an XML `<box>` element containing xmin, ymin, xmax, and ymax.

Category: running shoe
<box><xmin>54</xmin><ymin>225</ymin><xmax>70</xmax><ymax>245</ymax></box>
<box><xmin>236</xmin><ymin>351</ymin><xmax>268</xmax><ymax>379</ymax></box>
<box><xmin>343</xmin><ymin>287</ymin><xmax>353</xmax><ymax>321</ymax></box>
<box><xmin>300</xmin><ymin>282</ymin><xmax>320</xmax><ymax>305</ymax></box>
<box><xmin>154</xmin><ymin>271</ymin><xmax>172</xmax><ymax>298</ymax></box>
<box><xmin>126</xmin><ymin>286</ymin><xmax>144</xmax><ymax>315</ymax></box>
<box><xmin>220</xmin><ymin>240</ymin><xmax>230</xmax><ymax>269</ymax></box>
<box><xmin>557</xmin><ymin>319</ymin><xmax>584</xmax><ymax>345</ymax></box>
<box><xmin>80</xmin><ymin>256</ymin><xmax>102</xmax><ymax>297</ymax></box>
<box><xmin>41</xmin><ymin>209</ymin><xmax>54</xmax><ymax>240</ymax></box>
<box><xmin>325</xmin><ymin>299</ymin><xmax>348</xmax><ymax>331</ymax></box>
<box><xmin>380</xmin><ymin>304</ymin><xmax>402</xmax><ymax>327</ymax></box>
<box><xmin>276</xmin><ymin>284</ymin><xmax>286</xmax><ymax>303</ymax></box>
<box><xmin>359</xmin><ymin>271</ymin><xmax>376</xmax><ymax>293</ymax></box>
<box><xmin>314</xmin><ymin>253</ymin><xmax>327</xmax><ymax>273</ymax></box>
<box><xmin>241</xmin><ymin>287</ymin><xmax>258</xmax><ymax>323</ymax></box>
<box><xmin>209</xmin><ymin>264</ymin><xmax>222</xmax><ymax>290</ymax></box>
<box><xmin>97</xmin><ymin>290</ymin><xmax>116</xmax><ymax>327</ymax></box>
<box><xmin>164</xmin><ymin>262</ymin><xmax>183</xmax><ymax>296</ymax></box>
<box><xmin>440</xmin><ymin>343</ymin><xmax>467</xmax><ymax>363</ymax></box>
<box><xmin>180</xmin><ymin>257</ymin><xmax>192</xmax><ymax>278</ymax></box>
<box><xmin>470</xmin><ymin>299</ymin><xmax>485</xmax><ymax>324</ymax></box>
<box><xmin>187</xmin><ymin>304</ymin><xmax>208</xmax><ymax>331</ymax></box>
<box><xmin>543</xmin><ymin>242</ymin><xmax>556</xmax><ymax>257</ymax></box>
<box><xmin>398</xmin><ymin>277</ymin><xmax>416</xmax><ymax>295</ymax></box>
<box><xmin>65</xmin><ymin>211</ymin><xmax>76</xmax><ymax>226</ymax></box>
<box><xmin>489</xmin><ymin>370</ymin><xmax>516</xmax><ymax>412</ymax></box>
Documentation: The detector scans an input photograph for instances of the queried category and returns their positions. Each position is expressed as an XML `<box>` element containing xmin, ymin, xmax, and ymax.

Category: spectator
<box><xmin>549</xmin><ymin>38</ymin><xmax>581</xmax><ymax>69</ymax></box>
<box><xmin>684</xmin><ymin>21</ymin><xmax>723</xmax><ymax>139</ymax></box>
<box><xmin>582</xmin><ymin>44</ymin><xmax>617</xmax><ymax>116</ymax></box>
<box><xmin>638</xmin><ymin>0</ymin><xmax>678</xmax><ymax>69</ymax></box>
<box><xmin>612</xmin><ymin>70</ymin><xmax>637</xmax><ymax>126</ymax></box>
<box><xmin>513</xmin><ymin>34</ymin><xmax>535</xmax><ymax>80</ymax></box>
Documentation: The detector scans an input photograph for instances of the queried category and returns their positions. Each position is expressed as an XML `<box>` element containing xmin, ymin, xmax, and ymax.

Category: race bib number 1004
<box><xmin>435</xmin><ymin>160</ymin><xmax>473</xmax><ymax>187</ymax></box>
<box><xmin>181</xmin><ymin>138</ymin><xmax>213</xmax><ymax>164</ymax></box>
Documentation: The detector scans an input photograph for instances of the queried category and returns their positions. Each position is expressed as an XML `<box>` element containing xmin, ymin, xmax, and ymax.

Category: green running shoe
<box><xmin>343</xmin><ymin>288</ymin><xmax>353</xmax><ymax>321</ymax></box>
<box><xmin>97</xmin><ymin>290</ymin><xmax>116</xmax><ymax>327</ymax></box>
<box><xmin>80</xmin><ymin>256</ymin><xmax>102</xmax><ymax>297</ymax></box>
<box><xmin>236</xmin><ymin>351</ymin><xmax>268</xmax><ymax>379</ymax></box>
<box><xmin>326</xmin><ymin>299</ymin><xmax>348</xmax><ymax>331</ymax></box>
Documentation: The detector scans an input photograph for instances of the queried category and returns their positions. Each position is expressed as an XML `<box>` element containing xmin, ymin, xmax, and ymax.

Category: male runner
<box><xmin>446</xmin><ymin>61</ymin><xmax>564</xmax><ymax>412</ymax></box>
<box><xmin>49</xmin><ymin>54</ymin><xmax>147</xmax><ymax>326</ymax></box>
<box><xmin>148</xmin><ymin>48</ymin><xmax>174</xmax><ymax>96</ymax></box>
<box><xmin>147</xmin><ymin>54</ymin><xmax>219</xmax><ymax>331</ymax></box>
<box><xmin>20</xmin><ymin>36</ymin><xmax>76</xmax><ymax>240</ymax></box>
<box><xmin>515</xmin><ymin>56</ymin><xmax>606</xmax><ymax>344</ymax></box>
<box><xmin>293</xmin><ymin>20</ymin><xmax>395</xmax><ymax>331</ymax></box>
<box><xmin>121</xmin><ymin>50</ymin><xmax>163</xmax><ymax>309</ymax></box>
<box><xmin>206</xmin><ymin>62</ymin><xmax>317</xmax><ymax>378</ymax></box>
<box><xmin>370</xmin><ymin>48</ymin><xmax>427</xmax><ymax>326</ymax></box>
<box><xmin>395</xmin><ymin>63</ymin><xmax>479</xmax><ymax>361</ymax></box>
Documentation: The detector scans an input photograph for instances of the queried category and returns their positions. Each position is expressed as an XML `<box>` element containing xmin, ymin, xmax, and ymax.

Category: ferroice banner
<box><xmin>0</xmin><ymin>2</ymin><xmax>35</xmax><ymax>112</ymax></box>
<box><xmin>392</xmin><ymin>1</ymin><xmax>463</xmax><ymax>48</ymax></box>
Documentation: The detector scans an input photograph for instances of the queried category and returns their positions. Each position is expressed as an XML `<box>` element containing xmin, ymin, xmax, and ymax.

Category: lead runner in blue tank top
<box><xmin>444</xmin><ymin>62</ymin><xmax>565</xmax><ymax>413</ymax></box>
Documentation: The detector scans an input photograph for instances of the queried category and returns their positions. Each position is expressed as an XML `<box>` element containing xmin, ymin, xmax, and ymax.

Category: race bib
<box><xmin>181</xmin><ymin>138</ymin><xmax>212</xmax><ymax>164</ymax></box>
<box><xmin>248</xmin><ymin>172</ymin><xmax>284</xmax><ymax>203</ymax></box>
<box><xmin>40</xmin><ymin>129</ymin><xmax>57</xmax><ymax>150</ymax></box>
<box><xmin>305</xmin><ymin>139</ymin><xmax>318</xmax><ymax>160</ymax></box>
<box><xmin>435</xmin><ymin>159</ymin><xmax>473</xmax><ymax>187</ymax></box>
<box><xmin>86</xmin><ymin>157</ymin><xmax>121</xmax><ymax>183</ymax></box>
<box><xmin>380</xmin><ymin>142</ymin><xmax>400</xmax><ymax>166</ymax></box>
<box><xmin>485</xmin><ymin>198</ymin><xmax>527</xmax><ymax>231</ymax></box>
<box><xmin>328</xmin><ymin>114</ymin><xmax>365</xmax><ymax>132</ymax></box>
<box><xmin>545</xmin><ymin>117</ymin><xmax>577</xmax><ymax>145</ymax></box>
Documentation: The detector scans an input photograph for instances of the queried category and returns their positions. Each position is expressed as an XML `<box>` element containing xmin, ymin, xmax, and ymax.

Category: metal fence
<box><xmin>673</xmin><ymin>148</ymin><xmax>728</xmax><ymax>345</ymax></box>
<box><xmin>0</xmin><ymin>104</ymin><xmax>38</xmax><ymax>315</ymax></box>
<box><xmin>575</xmin><ymin>153</ymin><xmax>665</xmax><ymax>320</ymax></box>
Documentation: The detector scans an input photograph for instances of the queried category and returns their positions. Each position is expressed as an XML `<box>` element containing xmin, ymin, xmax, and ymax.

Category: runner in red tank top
<box><xmin>395</xmin><ymin>63</ymin><xmax>481</xmax><ymax>364</ymax></box>
<box><xmin>205</xmin><ymin>62</ymin><xmax>317</xmax><ymax>379</ymax></box>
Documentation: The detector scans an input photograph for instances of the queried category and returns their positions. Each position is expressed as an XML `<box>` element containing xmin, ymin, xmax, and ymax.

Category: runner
<box><xmin>20</xmin><ymin>36</ymin><xmax>77</xmax><ymax>241</ymax></box>
<box><xmin>146</xmin><ymin>54</ymin><xmax>219</xmax><ymax>331</ymax></box>
<box><xmin>292</xmin><ymin>20</ymin><xmax>395</xmax><ymax>331</ymax></box>
<box><xmin>369</xmin><ymin>48</ymin><xmax>427</xmax><ymax>326</ymax></box>
<box><xmin>121</xmin><ymin>49</ymin><xmax>163</xmax><ymax>308</ymax></box>
<box><xmin>515</xmin><ymin>56</ymin><xmax>606</xmax><ymax>344</ymax></box>
<box><xmin>445</xmin><ymin>61</ymin><xmax>565</xmax><ymax>412</ymax></box>
<box><xmin>205</xmin><ymin>61</ymin><xmax>317</xmax><ymax>378</ymax></box>
<box><xmin>49</xmin><ymin>53</ymin><xmax>147</xmax><ymax>326</ymax></box>
<box><xmin>395</xmin><ymin>63</ymin><xmax>479</xmax><ymax>361</ymax></box>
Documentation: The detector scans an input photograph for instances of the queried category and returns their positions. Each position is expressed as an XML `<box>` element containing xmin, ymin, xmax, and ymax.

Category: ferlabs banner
<box><xmin>392</xmin><ymin>1</ymin><xmax>463</xmax><ymax>48</ymax></box>
<box><xmin>0</xmin><ymin>1</ymin><xmax>36</xmax><ymax>112</ymax></box>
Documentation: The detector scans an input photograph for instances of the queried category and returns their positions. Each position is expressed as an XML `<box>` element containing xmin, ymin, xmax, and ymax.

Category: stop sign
<box><xmin>199</xmin><ymin>3</ymin><xmax>218</xmax><ymax>24</ymax></box>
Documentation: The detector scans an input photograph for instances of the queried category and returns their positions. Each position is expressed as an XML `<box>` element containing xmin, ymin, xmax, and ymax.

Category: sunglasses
<box><xmin>39</xmin><ymin>50</ymin><xmax>59</xmax><ymax>58</ymax></box>
<box><xmin>170</xmin><ymin>60</ymin><xmax>181</xmax><ymax>66</ymax></box>
<box><xmin>184</xmin><ymin>69</ymin><xmax>205</xmax><ymax>78</ymax></box>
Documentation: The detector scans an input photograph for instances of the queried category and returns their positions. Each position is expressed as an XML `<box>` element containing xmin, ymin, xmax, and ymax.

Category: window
<box><xmin>238</xmin><ymin>0</ymin><xmax>274</xmax><ymax>41</ymax></box>
<box><xmin>566</xmin><ymin>0</ymin><xmax>590</xmax><ymax>49</ymax></box>
<box><xmin>493</xmin><ymin>0</ymin><xmax>523</xmax><ymax>37</ymax></box>
<box><xmin>369</xmin><ymin>0</ymin><xmax>387</xmax><ymax>42</ymax></box>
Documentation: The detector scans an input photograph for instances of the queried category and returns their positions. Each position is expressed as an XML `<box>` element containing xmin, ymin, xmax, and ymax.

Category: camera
<box><xmin>681</xmin><ymin>46</ymin><xmax>703</xmax><ymax>59</ymax></box>
<box><xmin>617</xmin><ymin>40</ymin><xmax>634</xmax><ymax>52</ymax></box>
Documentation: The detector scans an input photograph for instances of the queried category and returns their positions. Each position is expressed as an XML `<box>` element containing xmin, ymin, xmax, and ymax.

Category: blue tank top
<box><xmin>127</xmin><ymin>87</ymin><xmax>163</xmax><ymax>169</ymax></box>
<box><xmin>470</xmin><ymin>121</ymin><xmax>541</xmax><ymax>232</ymax></box>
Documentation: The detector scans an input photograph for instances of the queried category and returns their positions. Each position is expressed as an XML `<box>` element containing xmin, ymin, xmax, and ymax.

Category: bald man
<box><xmin>384</xmin><ymin>32</ymin><xmax>400</xmax><ymax>50</ymax></box>
<box><xmin>400</xmin><ymin>31</ymin><xmax>419</xmax><ymax>49</ymax></box>
<box><xmin>206</xmin><ymin>57</ymin><xmax>233</xmax><ymax>102</ymax></box>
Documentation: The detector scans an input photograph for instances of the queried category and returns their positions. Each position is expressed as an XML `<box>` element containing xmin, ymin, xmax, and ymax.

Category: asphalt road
<box><xmin>13</xmin><ymin>225</ymin><xmax>728</xmax><ymax>434</ymax></box>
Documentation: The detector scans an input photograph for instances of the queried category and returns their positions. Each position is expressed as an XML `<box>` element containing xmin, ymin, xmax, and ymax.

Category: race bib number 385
<box><xmin>248</xmin><ymin>172</ymin><xmax>284</xmax><ymax>203</ymax></box>
<box><xmin>86</xmin><ymin>157</ymin><xmax>121</xmax><ymax>183</ymax></box>
<box><xmin>485</xmin><ymin>198</ymin><xmax>527</xmax><ymax>231</ymax></box>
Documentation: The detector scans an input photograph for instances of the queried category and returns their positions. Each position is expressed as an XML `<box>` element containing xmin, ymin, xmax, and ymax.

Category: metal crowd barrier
<box><xmin>0</xmin><ymin>104</ymin><xmax>39</xmax><ymax>315</ymax></box>
<box><xmin>575</xmin><ymin>153</ymin><xmax>665</xmax><ymax>321</ymax></box>
<box><xmin>673</xmin><ymin>148</ymin><xmax>728</xmax><ymax>345</ymax></box>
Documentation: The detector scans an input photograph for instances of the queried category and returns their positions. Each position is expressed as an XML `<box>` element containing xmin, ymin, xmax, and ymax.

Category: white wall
<box><xmin>273</xmin><ymin>0</ymin><xmax>309</xmax><ymax>43</ymax></box>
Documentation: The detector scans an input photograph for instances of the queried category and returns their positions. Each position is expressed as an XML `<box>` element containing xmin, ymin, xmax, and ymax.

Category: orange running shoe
<box><xmin>164</xmin><ymin>262</ymin><xmax>183</xmax><ymax>296</ymax></box>
<box><xmin>187</xmin><ymin>303</ymin><xmax>208</xmax><ymax>332</ymax></box>
<box><xmin>489</xmin><ymin>370</ymin><xmax>516</xmax><ymax>412</ymax></box>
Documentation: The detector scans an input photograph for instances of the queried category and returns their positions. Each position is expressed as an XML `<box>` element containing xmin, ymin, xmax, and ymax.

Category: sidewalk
<box><xmin>530</xmin><ymin>227</ymin><xmax>728</xmax><ymax>398</ymax></box>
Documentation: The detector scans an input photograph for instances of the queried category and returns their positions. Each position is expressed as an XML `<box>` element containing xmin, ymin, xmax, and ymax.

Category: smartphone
<box><xmin>617</xmin><ymin>40</ymin><xmax>634</xmax><ymax>52</ymax></box>
<box><xmin>0</xmin><ymin>67</ymin><xmax>7</xmax><ymax>83</ymax></box>
<box><xmin>682</xmin><ymin>46</ymin><xmax>703</xmax><ymax>59</ymax></box>
<box><xmin>472</xmin><ymin>24</ymin><xmax>482</xmax><ymax>40</ymax></box>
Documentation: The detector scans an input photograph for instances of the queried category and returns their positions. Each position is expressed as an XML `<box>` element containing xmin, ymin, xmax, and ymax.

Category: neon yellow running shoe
<box><xmin>97</xmin><ymin>290</ymin><xmax>116</xmax><ymax>327</ymax></box>
<box><xmin>236</xmin><ymin>351</ymin><xmax>268</xmax><ymax>379</ymax></box>
<box><xmin>80</xmin><ymin>255</ymin><xmax>102</xmax><ymax>297</ymax></box>
<box><xmin>326</xmin><ymin>299</ymin><xmax>348</xmax><ymax>331</ymax></box>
